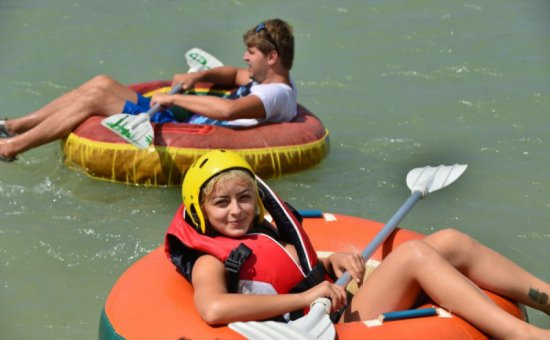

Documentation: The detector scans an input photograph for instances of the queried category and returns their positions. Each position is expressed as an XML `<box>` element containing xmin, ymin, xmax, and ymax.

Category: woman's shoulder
<box><xmin>193</xmin><ymin>253</ymin><xmax>226</xmax><ymax>273</ymax></box>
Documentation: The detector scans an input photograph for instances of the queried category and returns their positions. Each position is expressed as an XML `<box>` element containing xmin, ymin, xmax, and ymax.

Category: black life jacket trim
<box><xmin>255</xmin><ymin>176</ymin><xmax>315</xmax><ymax>273</ymax></box>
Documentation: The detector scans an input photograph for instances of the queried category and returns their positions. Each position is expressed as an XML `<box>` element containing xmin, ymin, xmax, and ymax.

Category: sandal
<box><xmin>0</xmin><ymin>119</ymin><xmax>14</xmax><ymax>138</ymax></box>
<box><xmin>0</xmin><ymin>154</ymin><xmax>16</xmax><ymax>162</ymax></box>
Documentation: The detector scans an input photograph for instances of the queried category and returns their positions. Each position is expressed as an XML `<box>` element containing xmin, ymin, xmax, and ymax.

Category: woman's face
<box><xmin>202</xmin><ymin>176</ymin><xmax>257</xmax><ymax>237</ymax></box>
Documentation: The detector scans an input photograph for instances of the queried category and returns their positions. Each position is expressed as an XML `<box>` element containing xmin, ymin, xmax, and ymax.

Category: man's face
<box><xmin>243</xmin><ymin>46</ymin><xmax>270</xmax><ymax>82</ymax></box>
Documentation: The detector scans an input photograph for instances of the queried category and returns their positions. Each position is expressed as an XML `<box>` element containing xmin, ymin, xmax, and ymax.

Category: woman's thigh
<box><xmin>342</xmin><ymin>240</ymin><xmax>427</xmax><ymax>322</ymax></box>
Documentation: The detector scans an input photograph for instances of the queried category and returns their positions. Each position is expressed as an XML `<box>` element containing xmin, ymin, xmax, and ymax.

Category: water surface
<box><xmin>1</xmin><ymin>0</ymin><xmax>549</xmax><ymax>338</ymax></box>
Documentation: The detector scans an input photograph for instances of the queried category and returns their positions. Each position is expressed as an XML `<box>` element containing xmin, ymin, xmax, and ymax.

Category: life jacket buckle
<box><xmin>225</xmin><ymin>243</ymin><xmax>252</xmax><ymax>274</ymax></box>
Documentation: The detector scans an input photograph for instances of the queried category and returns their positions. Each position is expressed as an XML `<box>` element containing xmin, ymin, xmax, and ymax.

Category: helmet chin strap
<box><xmin>184</xmin><ymin>205</ymin><xmax>205</xmax><ymax>234</ymax></box>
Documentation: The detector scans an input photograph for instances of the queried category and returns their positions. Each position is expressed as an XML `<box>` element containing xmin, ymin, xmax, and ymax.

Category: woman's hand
<box><xmin>299</xmin><ymin>281</ymin><xmax>348</xmax><ymax>312</ymax></box>
<box><xmin>327</xmin><ymin>252</ymin><xmax>365</xmax><ymax>284</ymax></box>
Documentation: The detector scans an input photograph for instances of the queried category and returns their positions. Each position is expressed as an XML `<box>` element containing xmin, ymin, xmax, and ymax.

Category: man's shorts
<box><xmin>123</xmin><ymin>93</ymin><xmax>180</xmax><ymax>123</ymax></box>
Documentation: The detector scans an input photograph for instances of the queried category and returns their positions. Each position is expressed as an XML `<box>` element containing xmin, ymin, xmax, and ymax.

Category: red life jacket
<box><xmin>165</xmin><ymin>177</ymin><xmax>329</xmax><ymax>318</ymax></box>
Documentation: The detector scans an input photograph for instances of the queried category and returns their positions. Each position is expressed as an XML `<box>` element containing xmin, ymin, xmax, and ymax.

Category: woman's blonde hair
<box><xmin>200</xmin><ymin>169</ymin><xmax>259</xmax><ymax>207</ymax></box>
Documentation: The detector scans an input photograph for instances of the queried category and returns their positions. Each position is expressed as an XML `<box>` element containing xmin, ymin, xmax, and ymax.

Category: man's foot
<box><xmin>0</xmin><ymin>119</ymin><xmax>14</xmax><ymax>138</ymax></box>
<box><xmin>0</xmin><ymin>138</ymin><xmax>17</xmax><ymax>162</ymax></box>
<box><xmin>0</xmin><ymin>154</ymin><xmax>16</xmax><ymax>162</ymax></box>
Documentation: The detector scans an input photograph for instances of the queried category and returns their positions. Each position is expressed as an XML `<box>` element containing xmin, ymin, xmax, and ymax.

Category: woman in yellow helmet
<box><xmin>166</xmin><ymin>149</ymin><xmax>360</xmax><ymax>323</ymax></box>
<box><xmin>166</xmin><ymin>150</ymin><xmax>550</xmax><ymax>338</ymax></box>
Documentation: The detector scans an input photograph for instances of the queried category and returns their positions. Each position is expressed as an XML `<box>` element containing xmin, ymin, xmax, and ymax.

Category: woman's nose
<box><xmin>228</xmin><ymin>200</ymin><xmax>242</xmax><ymax>214</ymax></box>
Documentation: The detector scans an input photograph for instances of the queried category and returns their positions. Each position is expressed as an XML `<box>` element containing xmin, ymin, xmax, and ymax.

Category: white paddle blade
<box><xmin>101</xmin><ymin>113</ymin><xmax>153</xmax><ymax>149</ymax></box>
<box><xmin>406</xmin><ymin>164</ymin><xmax>468</xmax><ymax>196</ymax></box>
<box><xmin>289</xmin><ymin>298</ymin><xmax>334</xmax><ymax>339</ymax></box>
<box><xmin>229</xmin><ymin>298</ymin><xmax>335</xmax><ymax>340</ymax></box>
<box><xmin>185</xmin><ymin>47</ymin><xmax>224</xmax><ymax>73</ymax></box>
<box><xmin>229</xmin><ymin>321</ymin><xmax>314</xmax><ymax>340</ymax></box>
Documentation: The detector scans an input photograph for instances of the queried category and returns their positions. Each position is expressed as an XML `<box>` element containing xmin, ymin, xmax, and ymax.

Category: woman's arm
<box><xmin>192</xmin><ymin>254</ymin><xmax>347</xmax><ymax>325</ymax></box>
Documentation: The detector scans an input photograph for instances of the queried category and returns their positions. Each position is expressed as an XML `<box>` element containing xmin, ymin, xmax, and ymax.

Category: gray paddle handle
<box><xmin>334</xmin><ymin>190</ymin><xmax>423</xmax><ymax>287</ymax></box>
<box><xmin>145</xmin><ymin>83</ymin><xmax>183</xmax><ymax>118</ymax></box>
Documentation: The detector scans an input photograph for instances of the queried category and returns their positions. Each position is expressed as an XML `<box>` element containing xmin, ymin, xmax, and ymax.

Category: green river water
<box><xmin>1</xmin><ymin>0</ymin><xmax>549</xmax><ymax>338</ymax></box>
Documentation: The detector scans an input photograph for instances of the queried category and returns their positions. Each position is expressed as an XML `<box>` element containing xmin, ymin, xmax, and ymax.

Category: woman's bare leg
<box><xmin>424</xmin><ymin>228</ymin><xmax>550</xmax><ymax>315</ymax></box>
<box><xmin>343</xmin><ymin>240</ymin><xmax>550</xmax><ymax>339</ymax></box>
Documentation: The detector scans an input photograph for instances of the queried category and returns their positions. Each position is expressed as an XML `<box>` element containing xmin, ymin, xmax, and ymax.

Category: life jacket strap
<box><xmin>225</xmin><ymin>243</ymin><xmax>253</xmax><ymax>293</ymax></box>
<box><xmin>287</xmin><ymin>262</ymin><xmax>329</xmax><ymax>320</ymax></box>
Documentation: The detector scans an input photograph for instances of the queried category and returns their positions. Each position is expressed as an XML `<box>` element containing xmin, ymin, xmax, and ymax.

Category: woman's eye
<box><xmin>238</xmin><ymin>194</ymin><xmax>253</xmax><ymax>202</ymax></box>
<box><xmin>212</xmin><ymin>199</ymin><xmax>229</xmax><ymax>206</ymax></box>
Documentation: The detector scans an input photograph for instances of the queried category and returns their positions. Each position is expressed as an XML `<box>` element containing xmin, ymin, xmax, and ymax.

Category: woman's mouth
<box><xmin>229</xmin><ymin>219</ymin><xmax>244</xmax><ymax>227</ymax></box>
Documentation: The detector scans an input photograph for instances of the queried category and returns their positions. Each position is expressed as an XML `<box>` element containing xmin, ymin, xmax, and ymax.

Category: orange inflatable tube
<box><xmin>99</xmin><ymin>213</ymin><xmax>526</xmax><ymax>339</ymax></box>
<box><xmin>62</xmin><ymin>81</ymin><xmax>330</xmax><ymax>186</ymax></box>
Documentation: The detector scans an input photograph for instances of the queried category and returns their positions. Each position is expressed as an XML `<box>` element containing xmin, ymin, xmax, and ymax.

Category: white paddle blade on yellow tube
<box><xmin>101</xmin><ymin>113</ymin><xmax>153</xmax><ymax>149</ymax></box>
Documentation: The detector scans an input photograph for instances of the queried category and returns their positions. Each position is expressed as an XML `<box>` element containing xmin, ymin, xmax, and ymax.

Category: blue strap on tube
<box><xmin>297</xmin><ymin>210</ymin><xmax>324</xmax><ymax>218</ymax></box>
<box><xmin>381</xmin><ymin>307</ymin><xmax>437</xmax><ymax>322</ymax></box>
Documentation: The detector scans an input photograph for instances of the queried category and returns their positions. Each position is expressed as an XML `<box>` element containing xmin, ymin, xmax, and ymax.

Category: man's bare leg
<box><xmin>5</xmin><ymin>74</ymin><xmax>137</xmax><ymax>134</ymax></box>
<box><xmin>0</xmin><ymin>75</ymin><xmax>139</xmax><ymax>159</ymax></box>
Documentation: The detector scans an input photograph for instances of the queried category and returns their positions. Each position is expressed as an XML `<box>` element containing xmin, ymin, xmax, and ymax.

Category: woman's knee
<box><xmin>424</xmin><ymin>228</ymin><xmax>477</xmax><ymax>265</ymax></box>
<box><xmin>392</xmin><ymin>239</ymin><xmax>437</xmax><ymax>265</ymax></box>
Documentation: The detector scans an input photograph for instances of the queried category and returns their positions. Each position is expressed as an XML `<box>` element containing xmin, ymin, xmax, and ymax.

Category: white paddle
<box><xmin>101</xmin><ymin>48</ymin><xmax>223</xmax><ymax>149</ymax></box>
<box><xmin>185</xmin><ymin>47</ymin><xmax>224</xmax><ymax>72</ymax></box>
<box><xmin>229</xmin><ymin>164</ymin><xmax>468</xmax><ymax>340</ymax></box>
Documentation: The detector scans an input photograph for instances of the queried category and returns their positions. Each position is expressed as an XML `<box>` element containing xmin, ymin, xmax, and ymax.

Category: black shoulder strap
<box><xmin>248</xmin><ymin>220</ymin><xmax>281</xmax><ymax>240</ymax></box>
<box><xmin>225</xmin><ymin>243</ymin><xmax>252</xmax><ymax>293</ymax></box>
<box><xmin>256</xmin><ymin>178</ymin><xmax>313</xmax><ymax>273</ymax></box>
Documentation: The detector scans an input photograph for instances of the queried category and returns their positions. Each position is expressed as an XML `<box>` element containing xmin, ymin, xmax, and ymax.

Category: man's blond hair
<box><xmin>243</xmin><ymin>18</ymin><xmax>294</xmax><ymax>70</ymax></box>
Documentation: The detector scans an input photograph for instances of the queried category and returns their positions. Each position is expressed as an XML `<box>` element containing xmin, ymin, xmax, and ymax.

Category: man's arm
<box><xmin>172</xmin><ymin>66</ymin><xmax>251</xmax><ymax>90</ymax></box>
<box><xmin>151</xmin><ymin>92</ymin><xmax>266</xmax><ymax>120</ymax></box>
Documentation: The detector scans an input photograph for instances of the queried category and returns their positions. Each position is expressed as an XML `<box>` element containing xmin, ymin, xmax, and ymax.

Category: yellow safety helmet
<box><xmin>182</xmin><ymin>149</ymin><xmax>266</xmax><ymax>234</ymax></box>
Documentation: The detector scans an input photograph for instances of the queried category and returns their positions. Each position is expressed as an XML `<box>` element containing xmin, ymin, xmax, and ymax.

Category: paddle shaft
<box><xmin>335</xmin><ymin>190</ymin><xmax>423</xmax><ymax>286</ymax></box>
<box><xmin>145</xmin><ymin>83</ymin><xmax>183</xmax><ymax>118</ymax></box>
<box><xmin>127</xmin><ymin>83</ymin><xmax>183</xmax><ymax>130</ymax></box>
<box><xmin>230</xmin><ymin>164</ymin><xmax>467</xmax><ymax>339</ymax></box>
<box><xmin>101</xmin><ymin>48</ymin><xmax>223</xmax><ymax>149</ymax></box>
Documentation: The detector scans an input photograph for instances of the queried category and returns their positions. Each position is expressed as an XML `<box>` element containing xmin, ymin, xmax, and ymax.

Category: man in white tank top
<box><xmin>152</xmin><ymin>18</ymin><xmax>298</xmax><ymax>127</ymax></box>
<box><xmin>0</xmin><ymin>18</ymin><xmax>296</xmax><ymax>161</ymax></box>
